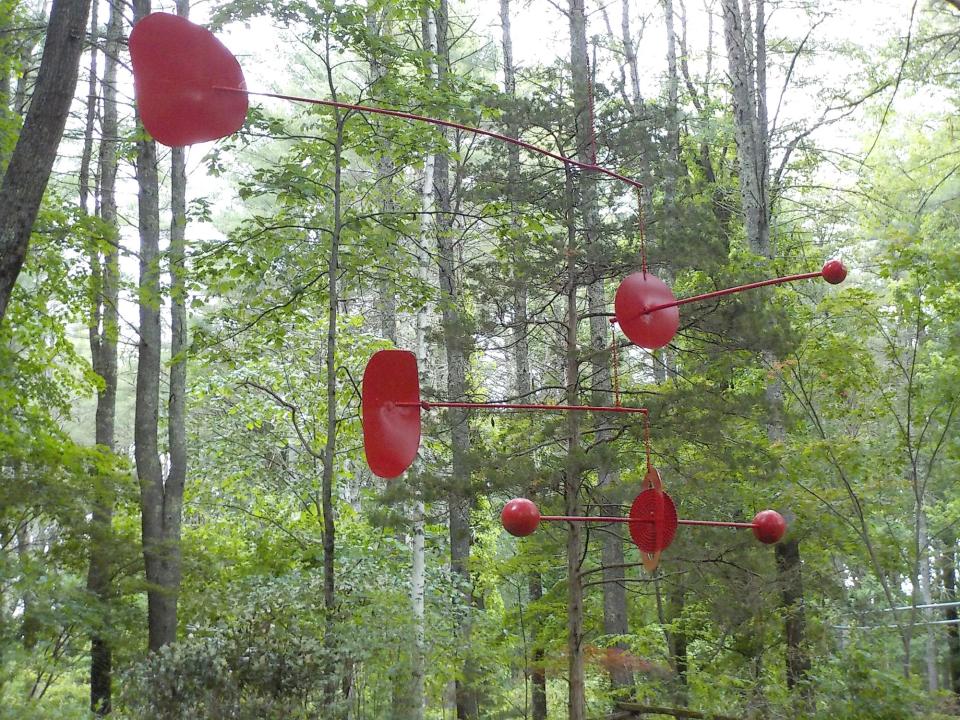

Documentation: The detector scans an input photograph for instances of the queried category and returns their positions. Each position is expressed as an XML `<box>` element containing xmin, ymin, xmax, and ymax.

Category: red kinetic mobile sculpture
<box><xmin>128</xmin><ymin>13</ymin><xmax>824</xmax><ymax>569</ymax></box>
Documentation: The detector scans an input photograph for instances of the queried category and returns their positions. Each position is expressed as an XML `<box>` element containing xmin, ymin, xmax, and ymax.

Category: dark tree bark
<box><xmin>84</xmin><ymin>0</ymin><xmax>121</xmax><ymax>711</ymax></box>
<box><xmin>0</xmin><ymin>0</ymin><xmax>93</xmax><ymax>326</ymax></box>
<box><xmin>775</xmin><ymin>539</ymin><xmax>810</xmax><ymax>691</ymax></box>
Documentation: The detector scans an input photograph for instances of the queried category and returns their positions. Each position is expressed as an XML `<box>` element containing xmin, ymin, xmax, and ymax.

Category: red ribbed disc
<box><xmin>628</xmin><ymin>489</ymin><xmax>678</xmax><ymax>553</ymax></box>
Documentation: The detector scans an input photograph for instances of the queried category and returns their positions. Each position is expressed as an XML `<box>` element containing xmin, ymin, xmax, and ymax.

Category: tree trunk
<box><xmin>719</xmin><ymin>0</ymin><xmax>769</xmax><ymax>256</ymax></box>
<box><xmin>568</xmin><ymin>0</ymin><xmax>633</xmax><ymax>694</ymax></box>
<box><xmin>564</xmin><ymin>165</ymin><xmax>586</xmax><ymax>720</ymax></box>
<box><xmin>320</xmin><ymin>28</ymin><xmax>346</xmax><ymax>708</ymax></box>
<box><xmin>775</xmin><ymin>539</ymin><xmax>810</xmax><ymax>691</ymax></box>
<box><xmin>0</xmin><ymin>0</ymin><xmax>93</xmax><ymax>325</ymax></box>
<box><xmin>407</xmin><ymin>15</ymin><xmax>436</xmax><ymax>718</ymax></box>
<box><xmin>432</xmin><ymin>2</ymin><xmax>477</xmax><ymax>716</ymax></box>
<box><xmin>85</xmin><ymin>0</ymin><xmax>121</xmax><ymax>710</ymax></box>
<box><xmin>941</xmin><ymin>537</ymin><xmax>960</xmax><ymax>696</ymax></box>
<box><xmin>166</xmin><ymin>0</ymin><xmax>190</xmax><ymax>654</ymax></box>
<box><xmin>918</xmin><ymin>510</ymin><xmax>938</xmax><ymax>691</ymax></box>
<box><xmin>500</xmin><ymin>4</ymin><xmax>547</xmax><ymax>714</ymax></box>
<box><xmin>721</xmin><ymin>1</ymin><xmax>810</xmax><ymax>703</ymax></box>
<box><xmin>368</xmin><ymin>7</ymin><xmax>397</xmax><ymax>346</ymax></box>
<box><xmin>133</xmin><ymin>0</ymin><xmax>172</xmax><ymax>651</ymax></box>
<box><xmin>133</xmin><ymin>0</ymin><xmax>187</xmax><ymax>655</ymax></box>
<box><xmin>662</xmin><ymin>0</ymin><xmax>681</xmax><ymax>206</ymax></box>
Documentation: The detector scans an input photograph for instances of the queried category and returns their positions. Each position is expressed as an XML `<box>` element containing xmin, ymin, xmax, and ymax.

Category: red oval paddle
<box><xmin>130</xmin><ymin>13</ymin><xmax>248</xmax><ymax>146</ymax></box>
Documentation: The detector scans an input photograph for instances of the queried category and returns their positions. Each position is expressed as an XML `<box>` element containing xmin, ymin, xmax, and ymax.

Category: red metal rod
<box><xmin>397</xmin><ymin>400</ymin><xmax>648</xmax><ymax>414</ymax></box>
<box><xmin>540</xmin><ymin>515</ymin><xmax>756</xmax><ymax>529</ymax></box>
<box><xmin>214</xmin><ymin>86</ymin><xmax>644</xmax><ymax>192</ymax></box>
<box><xmin>641</xmin><ymin>271</ymin><xmax>822</xmax><ymax>316</ymax></box>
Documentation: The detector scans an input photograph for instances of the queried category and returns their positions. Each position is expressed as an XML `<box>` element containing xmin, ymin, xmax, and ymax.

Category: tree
<box><xmin>133</xmin><ymin>0</ymin><xmax>188</xmax><ymax>654</ymax></box>
<box><xmin>0</xmin><ymin>0</ymin><xmax>93</xmax><ymax>325</ymax></box>
<box><xmin>82</xmin><ymin>0</ymin><xmax>122</xmax><ymax>710</ymax></box>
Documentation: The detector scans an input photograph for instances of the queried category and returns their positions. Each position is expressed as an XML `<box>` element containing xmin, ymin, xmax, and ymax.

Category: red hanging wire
<box><xmin>611</xmin><ymin>337</ymin><xmax>621</xmax><ymax>408</ymax></box>
<box><xmin>644</xmin><ymin>411</ymin><xmax>652</xmax><ymax>474</ymax></box>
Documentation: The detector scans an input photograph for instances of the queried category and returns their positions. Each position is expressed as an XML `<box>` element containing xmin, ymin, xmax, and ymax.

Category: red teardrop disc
<box><xmin>130</xmin><ymin>13</ymin><xmax>248</xmax><ymax>146</ymax></box>
<box><xmin>628</xmin><ymin>489</ymin><xmax>678</xmax><ymax>553</ymax></box>
<box><xmin>361</xmin><ymin>350</ymin><xmax>422</xmax><ymax>479</ymax></box>
<box><xmin>614</xmin><ymin>272</ymin><xmax>680</xmax><ymax>349</ymax></box>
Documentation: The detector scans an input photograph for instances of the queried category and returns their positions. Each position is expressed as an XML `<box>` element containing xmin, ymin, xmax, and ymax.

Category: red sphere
<box><xmin>613</xmin><ymin>272</ymin><xmax>680</xmax><ymax>349</ymax></box>
<box><xmin>752</xmin><ymin>510</ymin><xmax>787</xmax><ymax>544</ymax></box>
<box><xmin>821</xmin><ymin>258</ymin><xmax>847</xmax><ymax>285</ymax></box>
<box><xmin>501</xmin><ymin>498</ymin><xmax>541</xmax><ymax>537</ymax></box>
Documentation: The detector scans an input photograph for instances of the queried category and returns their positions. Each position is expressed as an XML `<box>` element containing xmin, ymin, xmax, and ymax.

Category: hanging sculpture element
<box><xmin>129</xmin><ymin>12</ymin><xmax>845</xmax><ymax>570</ymax></box>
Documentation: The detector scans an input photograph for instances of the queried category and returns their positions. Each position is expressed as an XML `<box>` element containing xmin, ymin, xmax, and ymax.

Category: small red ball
<box><xmin>752</xmin><ymin>510</ymin><xmax>787</xmax><ymax>544</ymax></box>
<box><xmin>821</xmin><ymin>259</ymin><xmax>847</xmax><ymax>285</ymax></box>
<box><xmin>501</xmin><ymin>498</ymin><xmax>541</xmax><ymax>537</ymax></box>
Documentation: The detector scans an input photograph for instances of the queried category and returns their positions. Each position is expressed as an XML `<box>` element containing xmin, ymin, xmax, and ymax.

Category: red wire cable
<box><xmin>214</xmin><ymin>86</ymin><xmax>644</xmax><ymax>192</ymax></box>
<box><xmin>611</xmin><ymin>337</ymin><xmax>621</xmax><ymax>408</ymax></box>
<box><xmin>644</xmin><ymin>412</ymin><xmax>651</xmax><ymax>474</ymax></box>
<box><xmin>398</xmin><ymin>400</ymin><xmax>647</xmax><ymax>414</ymax></box>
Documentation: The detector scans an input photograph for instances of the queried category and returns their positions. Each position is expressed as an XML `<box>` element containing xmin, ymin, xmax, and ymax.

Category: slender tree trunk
<box><xmin>941</xmin><ymin>537</ymin><xmax>960</xmax><ymax>696</ymax></box>
<box><xmin>918</xmin><ymin>510</ymin><xmax>938</xmax><ymax>691</ymax></box>
<box><xmin>775</xmin><ymin>539</ymin><xmax>810</xmax><ymax>691</ymax></box>
<box><xmin>408</xmin><ymin>16</ymin><xmax>435</xmax><ymax>719</ymax></box>
<box><xmin>564</xmin><ymin>165</ymin><xmax>586</xmax><ymax>720</ymax></box>
<box><xmin>569</xmin><ymin>0</ymin><xmax>633</xmax><ymax>694</ymax></box>
<box><xmin>500</xmin><ymin>4</ymin><xmax>547</xmax><ymax>714</ymax></box>
<box><xmin>719</xmin><ymin>0</ymin><xmax>769</xmax><ymax>256</ymax></box>
<box><xmin>368</xmin><ymin>7</ymin><xmax>397</xmax><ymax>345</ymax></box>
<box><xmin>409</xmin><ymin>496</ymin><xmax>426</xmax><ymax>720</ymax></box>
<box><xmin>165</xmin><ymin>0</ymin><xmax>189</xmax><ymax>655</ymax></box>
<box><xmin>662</xmin><ymin>0</ymin><xmax>680</xmax><ymax>206</ymax></box>
<box><xmin>133</xmin><ymin>0</ymin><xmax>172</xmax><ymax>652</ymax></box>
<box><xmin>668</xmin><ymin>590</ymin><xmax>689</xmax><ymax>704</ymax></box>
<box><xmin>77</xmin><ymin>0</ymin><xmax>97</xmax><ymax>218</ymax></box>
<box><xmin>320</xmin><ymin>22</ymin><xmax>345</xmax><ymax>706</ymax></box>
<box><xmin>133</xmin><ymin>0</ymin><xmax>187</xmax><ymax>656</ymax></box>
<box><xmin>722</xmin><ymin>2</ymin><xmax>810</xmax><ymax>706</ymax></box>
<box><xmin>0</xmin><ymin>0</ymin><xmax>93</xmax><ymax>325</ymax></box>
<box><xmin>85</xmin><ymin>0</ymin><xmax>121</xmax><ymax>710</ymax></box>
<box><xmin>431</xmin><ymin>2</ymin><xmax>477</xmax><ymax>716</ymax></box>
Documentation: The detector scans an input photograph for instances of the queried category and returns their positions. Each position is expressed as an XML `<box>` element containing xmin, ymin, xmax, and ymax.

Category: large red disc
<box><xmin>614</xmin><ymin>272</ymin><xmax>680</xmax><ymax>349</ymax></box>
<box><xmin>130</xmin><ymin>13</ymin><xmax>248</xmax><ymax>147</ymax></box>
<box><xmin>628</xmin><ymin>489</ymin><xmax>678</xmax><ymax>553</ymax></box>
<box><xmin>362</xmin><ymin>350</ymin><xmax>421</xmax><ymax>479</ymax></box>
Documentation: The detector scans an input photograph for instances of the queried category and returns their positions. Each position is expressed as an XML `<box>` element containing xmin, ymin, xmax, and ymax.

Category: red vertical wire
<box><xmin>611</xmin><ymin>337</ymin><xmax>621</xmax><ymax>407</ymax></box>
<box><xmin>644</xmin><ymin>411</ymin><xmax>652</xmax><ymax>474</ymax></box>
<box><xmin>637</xmin><ymin>186</ymin><xmax>647</xmax><ymax>276</ymax></box>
